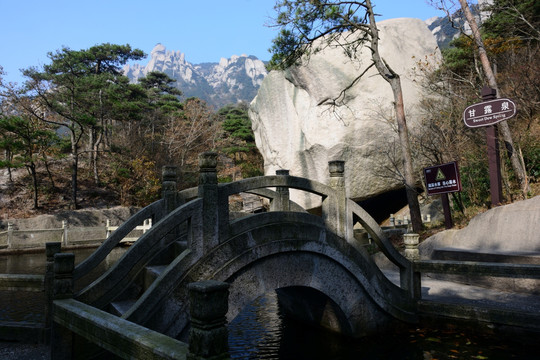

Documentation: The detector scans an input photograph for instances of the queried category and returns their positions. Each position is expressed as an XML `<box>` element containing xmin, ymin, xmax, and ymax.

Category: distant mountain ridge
<box><xmin>124</xmin><ymin>6</ymin><xmax>486</xmax><ymax>109</ymax></box>
<box><xmin>427</xmin><ymin>2</ymin><xmax>490</xmax><ymax>48</ymax></box>
<box><xmin>123</xmin><ymin>43</ymin><xmax>268</xmax><ymax>109</ymax></box>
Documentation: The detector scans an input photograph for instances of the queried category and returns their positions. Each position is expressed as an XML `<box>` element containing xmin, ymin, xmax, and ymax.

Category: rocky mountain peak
<box><xmin>123</xmin><ymin>44</ymin><xmax>267</xmax><ymax>109</ymax></box>
<box><xmin>427</xmin><ymin>1</ymin><xmax>490</xmax><ymax>49</ymax></box>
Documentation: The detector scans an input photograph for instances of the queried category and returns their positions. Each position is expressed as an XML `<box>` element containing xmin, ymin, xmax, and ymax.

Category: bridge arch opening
<box><xmin>228</xmin><ymin>288</ymin><xmax>353</xmax><ymax>358</ymax></box>
<box><xmin>275</xmin><ymin>286</ymin><xmax>352</xmax><ymax>336</ymax></box>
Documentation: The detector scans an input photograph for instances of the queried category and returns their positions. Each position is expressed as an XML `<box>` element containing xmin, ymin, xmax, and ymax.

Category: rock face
<box><xmin>420</xmin><ymin>196</ymin><xmax>540</xmax><ymax>257</ymax></box>
<box><xmin>249</xmin><ymin>18</ymin><xmax>440</xmax><ymax>209</ymax></box>
<box><xmin>124</xmin><ymin>44</ymin><xmax>267</xmax><ymax>108</ymax></box>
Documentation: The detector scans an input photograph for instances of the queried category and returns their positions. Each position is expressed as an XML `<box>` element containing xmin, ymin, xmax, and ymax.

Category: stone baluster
<box><xmin>271</xmin><ymin>169</ymin><xmax>290</xmax><ymax>211</ymax></box>
<box><xmin>403</xmin><ymin>233</ymin><xmax>420</xmax><ymax>261</ymax></box>
<box><xmin>44</xmin><ymin>242</ymin><xmax>62</xmax><ymax>343</ymax></box>
<box><xmin>61</xmin><ymin>221</ymin><xmax>68</xmax><ymax>246</ymax></box>
<box><xmin>324</xmin><ymin>161</ymin><xmax>351</xmax><ymax>241</ymax></box>
<box><xmin>198</xmin><ymin>152</ymin><xmax>225</xmax><ymax>253</ymax></box>
<box><xmin>162</xmin><ymin>165</ymin><xmax>178</xmax><ymax>216</ymax></box>
<box><xmin>7</xmin><ymin>223</ymin><xmax>13</xmax><ymax>249</ymax></box>
<box><xmin>401</xmin><ymin>233</ymin><xmax>421</xmax><ymax>299</ymax></box>
<box><xmin>188</xmin><ymin>280</ymin><xmax>230</xmax><ymax>360</ymax></box>
<box><xmin>50</xmin><ymin>253</ymin><xmax>75</xmax><ymax>360</ymax></box>
<box><xmin>106</xmin><ymin>219</ymin><xmax>111</xmax><ymax>238</ymax></box>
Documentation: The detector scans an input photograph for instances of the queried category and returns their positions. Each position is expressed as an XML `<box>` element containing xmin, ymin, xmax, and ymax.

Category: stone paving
<box><xmin>384</xmin><ymin>270</ymin><xmax>540</xmax><ymax>314</ymax></box>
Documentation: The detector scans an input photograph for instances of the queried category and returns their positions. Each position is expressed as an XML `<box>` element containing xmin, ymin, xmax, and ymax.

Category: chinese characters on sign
<box><xmin>463</xmin><ymin>98</ymin><xmax>517</xmax><ymax>128</ymax></box>
<box><xmin>423</xmin><ymin>162</ymin><xmax>462</xmax><ymax>196</ymax></box>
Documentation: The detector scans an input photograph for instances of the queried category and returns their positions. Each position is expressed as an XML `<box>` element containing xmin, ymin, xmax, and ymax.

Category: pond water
<box><xmin>0</xmin><ymin>247</ymin><xmax>126</xmax><ymax>323</ymax></box>
<box><xmin>1</xmin><ymin>250</ymin><xmax>538</xmax><ymax>359</ymax></box>
<box><xmin>228</xmin><ymin>291</ymin><xmax>540</xmax><ymax>360</ymax></box>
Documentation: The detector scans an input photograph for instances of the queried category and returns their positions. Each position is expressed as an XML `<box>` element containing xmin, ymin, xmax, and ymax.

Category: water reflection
<box><xmin>229</xmin><ymin>292</ymin><xmax>283</xmax><ymax>359</ymax></box>
<box><xmin>0</xmin><ymin>247</ymin><xmax>126</xmax><ymax>323</ymax></box>
<box><xmin>0</xmin><ymin>247</ymin><xmax>125</xmax><ymax>274</ymax></box>
<box><xmin>228</xmin><ymin>291</ymin><xmax>540</xmax><ymax>360</ymax></box>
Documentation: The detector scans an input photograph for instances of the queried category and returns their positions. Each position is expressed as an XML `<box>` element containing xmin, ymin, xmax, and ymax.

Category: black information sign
<box><xmin>424</xmin><ymin>161</ymin><xmax>462</xmax><ymax>196</ymax></box>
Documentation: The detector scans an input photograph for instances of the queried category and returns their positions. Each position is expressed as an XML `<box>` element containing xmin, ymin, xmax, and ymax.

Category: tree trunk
<box><xmin>70</xmin><ymin>133</ymin><xmax>79</xmax><ymax>210</ymax></box>
<box><xmin>458</xmin><ymin>0</ymin><xmax>530</xmax><ymax>197</ymax></box>
<box><xmin>92</xmin><ymin>126</ymin><xmax>103</xmax><ymax>186</ymax></box>
<box><xmin>43</xmin><ymin>155</ymin><xmax>56</xmax><ymax>189</ymax></box>
<box><xmin>391</xmin><ymin>77</ymin><xmax>423</xmax><ymax>232</ymax></box>
<box><xmin>28</xmin><ymin>162</ymin><xmax>39</xmax><ymax>209</ymax></box>
<box><xmin>5</xmin><ymin>149</ymin><xmax>13</xmax><ymax>182</ymax></box>
<box><xmin>366</xmin><ymin>0</ymin><xmax>423</xmax><ymax>232</ymax></box>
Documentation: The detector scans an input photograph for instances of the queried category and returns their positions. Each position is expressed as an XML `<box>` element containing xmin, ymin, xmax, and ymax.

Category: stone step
<box><xmin>144</xmin><ymin>265</ymin><xmax>167</xmax><ymax>290</ymax></box>
<box><xmin>432</xmin><ymin>248</ymin><xmax>540</xmax><ymax>264</ymax></box>
<box><xmin>148</xmin><ymin>240</ymin><xmax>188</xmax><ymax>266</ymax></box>
<box><xmin>109</xmin><ymin>298</ymin><xmax>137</xmax><ymax>316</ymax></box>
<box><xmin>173</xmin><ymin>240</ymin><xmax>188</xmax><ymax>257</ymax></box>
<box><xmin>107</xmin><ymin>241</ymin><xmax>187</xmax><ymax>316</ymax></box>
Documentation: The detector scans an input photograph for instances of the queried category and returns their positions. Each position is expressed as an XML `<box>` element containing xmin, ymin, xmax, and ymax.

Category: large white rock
<box><xmin>420</xmin><ymin>196</ymin><xmax>540</xmax><ymax>257</ymax></box>
<box><xmin>249</xmin><ymin>18</ymin><xmax>440</xmax><ymax>208</ymax></box>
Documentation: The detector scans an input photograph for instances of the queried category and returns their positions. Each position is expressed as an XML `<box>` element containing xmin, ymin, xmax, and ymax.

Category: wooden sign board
<box><xmin>463</xmin><ymin>98</ymin><xmax>517</xmax><ymax>128</ymax></box>
<box><xmin>424</xmin><ymin>161</ymin><xmax>462</xmax><ymax>196</ymax></box>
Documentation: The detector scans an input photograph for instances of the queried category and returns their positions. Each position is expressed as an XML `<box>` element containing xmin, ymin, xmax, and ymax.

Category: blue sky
<box><xmin>0</xmin><ymin>0</ymin><xmax>449</xmax><ymax>85</ymax></box>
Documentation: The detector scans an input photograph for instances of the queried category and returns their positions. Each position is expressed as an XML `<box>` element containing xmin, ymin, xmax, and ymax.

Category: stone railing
<box><xmin>0</xmin><ymin>219</ymin><xmax>153</xmax><ymax>251</ymax></box>
<box><xmin>50</xmin><ymin>252</ymin><xmax>229</xmax><ymax>360</ymax></box>
<box><xmin>72</xmin><ymin>166</ymin><xmax>184</xmax><ymax>284</ymax></box>
<box><xmin>0</xmin><ymin>273</ymin><xmax>44</xmax><ymax>291</ymax></box>
<box><xmin>72</xmin><ymin>200</ymin><xmax>163</xmax><ymax>282</ymax></box>
<box><xmin>75</xmin><ymin>197</ymin><xmax>203</xmax><ymax>308</ymax></box>
<box><xmin>413</xmin><ymin>259</ymin><xmax>540</xmax><ymax>279</ymax></box>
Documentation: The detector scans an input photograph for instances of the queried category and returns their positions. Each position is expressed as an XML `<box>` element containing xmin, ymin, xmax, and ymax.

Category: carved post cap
<box><xmin>53</xmin><ymin>253</ymin><xmax>74</xmax><ymax>301</ymax></box>
<box><xmin>329</xmin><ymin>160</ymin><xmax>345</xmax><ymax>177</ymax></box>
<box><xmin>188</xmin><ymin>280</ymin><xmax>230</xmax><ymax>359</ymax></box>
<box><xmin>188</xmin><ymin>280</ymin><xmax>230</xmax><ymax>322</ymax></box>
<box><xmin>53</xmin><ymin>253</ymin><xmax>75</xmax><ymax>275</ymax></box>
<box><xmin>276</xmin><ymin>169</ymin><xmax>289</xmax><ymax>176</ymax></box>
<box><xmin>198</xmin><ymin>152</ymin><xmax>218</xmax><ymax>171</ymax></box>
<box><xmin>162</xmin><ymin>166</ymin><xmax>177</xmax><ymax>181</ymax></box>
<box><xmin>46</xmin><ymin>242</ymin><xmax>62</xmax><ymax>260</ymax></box>
<box><xmin>403</xmin><ymin>233</ymin><xmax>420</xmax><ymax>261</ymax></box>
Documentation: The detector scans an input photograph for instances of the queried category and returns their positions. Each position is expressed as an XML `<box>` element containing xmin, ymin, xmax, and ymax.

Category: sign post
<box><xmin>423</xmin><ymin>161</ymin><xmax>462</xmax><ymax>229</ymax></box>
<box><xmin>463</xmin><ymin>86</ymin><xmax>517</xmax><ymax>206</ymax></box>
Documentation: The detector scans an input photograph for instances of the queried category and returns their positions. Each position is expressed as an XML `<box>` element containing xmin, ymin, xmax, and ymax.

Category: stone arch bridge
<box><xmin>66</xmin><ymin>152</ymin><xmax>417</xmax><ymax>339</ymax></box>
<box><xmin>46</xmin><ymin>152</ymin><xmax>540</xmax><ymax>359</ymax></box>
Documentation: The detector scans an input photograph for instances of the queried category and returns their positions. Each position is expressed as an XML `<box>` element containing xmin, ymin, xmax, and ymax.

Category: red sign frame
<box><xmin>463</xmin><ymin>98</ymin><xmax>517</xmax><ymax>128</ymax></box>
<box><xmin>424</xmin><ymin>161</ymin><xmax>462</xmax><ymax>196</ymax></box>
